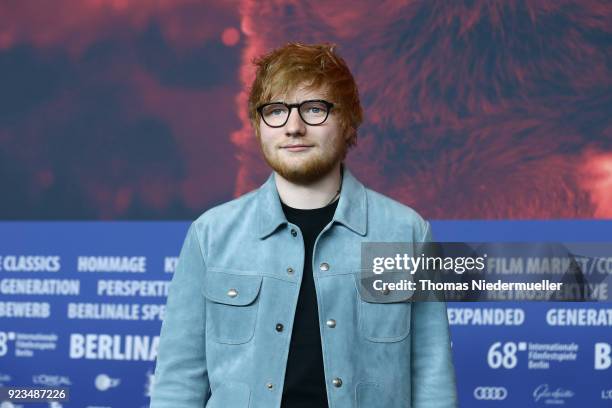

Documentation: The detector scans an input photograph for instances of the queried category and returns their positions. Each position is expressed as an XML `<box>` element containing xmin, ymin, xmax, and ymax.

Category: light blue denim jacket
<box><xmin>150</xmin><ymin>165</ymin><xmax>457</xmax><ymax>408</ymax></box>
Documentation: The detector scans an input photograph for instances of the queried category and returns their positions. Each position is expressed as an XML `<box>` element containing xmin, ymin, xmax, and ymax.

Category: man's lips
<box><xmin>280</xmin><ymin>144</ymin><xmax>314</xmax><ymax>151</ymax></box>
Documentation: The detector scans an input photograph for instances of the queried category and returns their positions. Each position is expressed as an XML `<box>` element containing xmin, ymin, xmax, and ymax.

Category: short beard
<box><xmin>259</xmin><ymin>138</ymin><xmax>347</xmax><ymax>185</ymax></box>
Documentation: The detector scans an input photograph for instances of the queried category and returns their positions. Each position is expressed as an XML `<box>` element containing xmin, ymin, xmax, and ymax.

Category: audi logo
<box><xmin>474</xmin><ymin>386</ymin><xmax>508</xmax><ymax>400</ymax></box>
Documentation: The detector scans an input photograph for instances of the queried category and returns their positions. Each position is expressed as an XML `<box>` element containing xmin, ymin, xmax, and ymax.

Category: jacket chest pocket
<box><xmin>202</xmin><ymin>270</ymin><xmax>263</xmax><ymax>345</ymax></box>
<box><xmin>355</xmin><ymin>275</ymin><xmax>412</xmax><ymax>343</ymax></box>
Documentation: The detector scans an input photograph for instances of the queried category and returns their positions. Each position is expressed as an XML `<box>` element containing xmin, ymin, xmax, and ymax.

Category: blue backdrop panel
<box><xmin>0</xmin><ymin>221</ymin><xmax>611</xmax><ymax>407</ymax></box>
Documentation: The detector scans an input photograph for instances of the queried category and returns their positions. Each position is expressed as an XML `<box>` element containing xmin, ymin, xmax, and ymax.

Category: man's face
<box><xmin>256</xmin><ymin>85</ymin><xmax>347</xmax><ymax>184</ymax></box>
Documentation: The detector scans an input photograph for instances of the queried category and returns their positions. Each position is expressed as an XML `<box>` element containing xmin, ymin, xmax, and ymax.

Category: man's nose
<box><xmin>284</xmin><ymin>108</ymin><xmax>306</xmax><ymax>136</ymax></box>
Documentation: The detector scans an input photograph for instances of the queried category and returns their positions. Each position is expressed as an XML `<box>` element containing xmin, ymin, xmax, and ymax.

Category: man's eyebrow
<box><xmin>268</xmin><ymin>98</ymin><xmax>325</xmax><ymax>104</ymax></box>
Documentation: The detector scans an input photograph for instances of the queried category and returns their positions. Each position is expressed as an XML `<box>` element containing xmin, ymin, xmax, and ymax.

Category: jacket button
<box><xmin>326</xmin><ymin>319</ymin><xmax>336</xmax><ymax>328</ymax></box>
<box><xmin>266</xmin><ymin>383</ymin><xmax>274</xmax><ymax>389</ymax></box>
<box><xmin>286</xmin><ymin>267</ymin><xmax>294</xmax><ymax>274</ymax></box>
<box><xmin>332</xmin><ymin>377</ymin><xmax>343</xmax><ymax>387</ymax></box>
<box><xmin>290</xmin><ymin>229</ymin><xmax>297</xmax><ymax>237</ymax></box>
<box><xmin>319</xmin><ymin>262</ymin><xmax>330</xmax><ymax>271</ymax></box>
<box><xmin>275</xmin><ymin>323</ymin><xmax>284</xmax><ymax>332</ymax></box>
<box><xmin>227</xmin><ymin>288</ymin><xmax>238</xmax><ymax>298</ymax></box>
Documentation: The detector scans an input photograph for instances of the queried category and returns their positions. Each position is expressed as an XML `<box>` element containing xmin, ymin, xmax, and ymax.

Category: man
<box><xmin>150</xmin><ymin>42</ymin><xmax>457</xmax><ymax>408</ymax></box>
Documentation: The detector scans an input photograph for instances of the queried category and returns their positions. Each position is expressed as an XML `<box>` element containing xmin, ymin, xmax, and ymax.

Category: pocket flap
<box><xmin>354</xmin><ymin>272</ymin><xmax>414</xmax><ymax>303</ymax></box>
<box><xmin>203</xmin><ymin>270</ymin><xmax>263</xmax><ymax>306</ymax></box>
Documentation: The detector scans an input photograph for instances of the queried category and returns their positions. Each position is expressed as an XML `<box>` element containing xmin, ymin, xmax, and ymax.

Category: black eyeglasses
<box><xmin>256</xmin><ymin>99</ymin><xmax>334</xmax><ymax>128</ymax></box>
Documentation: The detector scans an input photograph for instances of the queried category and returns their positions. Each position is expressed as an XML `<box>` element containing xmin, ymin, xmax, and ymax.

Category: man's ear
<box><xmin>344</xmin><ymin>127</ymin><xmax>357</xmax><ymax>147</ymax></box>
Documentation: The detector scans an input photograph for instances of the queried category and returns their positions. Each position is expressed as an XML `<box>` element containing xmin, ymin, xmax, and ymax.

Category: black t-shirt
<box><xmin>280</xmin><ymin>198</ymin><xmax>338</xmax><ymax>408</ymax></box>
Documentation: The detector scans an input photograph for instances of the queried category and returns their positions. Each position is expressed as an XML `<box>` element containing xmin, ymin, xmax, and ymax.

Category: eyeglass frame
<box><xmin>256</xmin><ymin>99</ymin><xmax>335</xmax><ymax>128</ymax></box>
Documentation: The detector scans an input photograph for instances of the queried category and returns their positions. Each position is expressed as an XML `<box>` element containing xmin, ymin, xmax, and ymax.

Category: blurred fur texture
<box><xmin>0</xmin><ymin>0</ymin><xmax>610</xmax><ymax>219</ymax></box>
<box><xmin>235</xmin><ymin>0</ymin><xmax>612</xmax><ymax>219</ymax></box>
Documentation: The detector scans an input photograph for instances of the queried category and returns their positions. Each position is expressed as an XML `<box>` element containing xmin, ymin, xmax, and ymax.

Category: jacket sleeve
<box><xmin>150</xmin><ymin>222</ymin><xmax>211</xmax><ymax>407</ymax></box>
<box><xmin>411</xmin><ymin>221</ymin><xmax>458</xmax><ymax>408</ymax></box>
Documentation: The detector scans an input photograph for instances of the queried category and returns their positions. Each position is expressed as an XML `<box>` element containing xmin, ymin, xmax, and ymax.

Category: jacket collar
<box><xmin>256</xmin><ymin>164</ymin><xmax>368</xmax><ymax>239</ymax></box>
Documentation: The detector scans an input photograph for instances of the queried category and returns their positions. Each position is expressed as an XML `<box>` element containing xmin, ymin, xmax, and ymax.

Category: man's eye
<box><xmin>266</xmin><ymin>108</ymin><xmax>285</xmax><ymax>116</ymax></box>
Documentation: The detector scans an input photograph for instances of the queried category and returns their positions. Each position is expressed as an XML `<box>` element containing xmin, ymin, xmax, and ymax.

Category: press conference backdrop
<box><xmin>1</xmin><ymin>220</ymin><xmax>611</xmax><ymax>408</ymax></box>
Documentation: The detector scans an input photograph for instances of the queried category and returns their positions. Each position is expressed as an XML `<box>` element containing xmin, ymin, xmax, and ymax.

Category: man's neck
<box><xmin>275</xmin><ymin>163</ymin><xmax>342</xmax><ymax>210</ymax></box>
